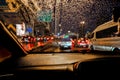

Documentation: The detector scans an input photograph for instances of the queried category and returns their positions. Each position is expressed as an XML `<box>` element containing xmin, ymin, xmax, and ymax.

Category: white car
<box><xmin>58</xmin><ymin>38</ymin><xmax>72</xmax><ymax>49</ymax></box>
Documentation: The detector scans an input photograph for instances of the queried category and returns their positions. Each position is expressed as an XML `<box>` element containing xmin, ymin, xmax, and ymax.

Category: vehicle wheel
<box><xmin>90</xmin><ymin>45</ymin><xmax>94</xmax><ymax>52</ymax></box>
<box><xmin>113</xmin><ymin>48</ymin><xmax>120</xmax><ymax>54</ymax></box>
<box><xmin>82</xmin><ymin>50</ymin><xmax>86</xmax><ymax>54</ymax></box>
<box><xmin>60</xmin><ymin>47</ymin><xmax>63</xmax><ymax>50</ymax></box>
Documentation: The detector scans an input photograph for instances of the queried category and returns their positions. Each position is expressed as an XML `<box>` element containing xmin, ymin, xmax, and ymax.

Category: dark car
<box><xmin>74</xmin><ymin>38</ymin><xmax>91</xmax><ymax>52</ymax></box>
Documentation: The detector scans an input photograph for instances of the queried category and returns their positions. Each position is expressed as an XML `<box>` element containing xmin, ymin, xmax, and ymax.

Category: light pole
<box><xmin>80</xmin><ymin>21</ymin><xmax>85</xmax><ymax>38</ymax></box>
<box><xmin>54</xmin><ymin>0</ymin><xmax>62</xmax><ymax>35</ymax></box>
<box><xmin>54</xmin><ymin>0</ymin><xmax>57</xmax><ymax>35</ymax></box>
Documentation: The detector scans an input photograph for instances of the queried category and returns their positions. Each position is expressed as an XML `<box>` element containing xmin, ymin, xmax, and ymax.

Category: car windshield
<box><xmin>1</xmin><ymin>0</ymin><xmax>120</xmax><ymax>80</ymax></box>
<box><xmin>0</xmin><ymin>0</ymin><xmax>120</xmax><ymax>55</ymax></box>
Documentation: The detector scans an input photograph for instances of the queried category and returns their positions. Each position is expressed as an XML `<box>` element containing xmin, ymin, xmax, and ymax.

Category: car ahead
<box><xmin>58</xmin><ymin>38</ymin><xmax>72</xmax><ymax>49</ymax></box>
<box><xmin>74</xmin><ymin>38</ymin><xmax>90</xmax><ymax>52</ymax></box>
<box><xmin>22</xmin><ymin>35</ymin><xmax>35</xmax><ymax>43</ymax></box>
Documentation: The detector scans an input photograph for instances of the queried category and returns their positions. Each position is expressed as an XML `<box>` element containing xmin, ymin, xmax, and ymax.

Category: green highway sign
<box><xmin>0</xmin><ymin>0</ymin><xmax>9</xmax><ymax>10</ymax></box>
<box><xmin>0</xmin><ymin>0</ymin><xmax>7</xmax><ymax>6</ymax></box>
<box><xmin>37</xmin><ymin>10</ymin><xmax>52</xmax><ymax>22</ymax></box>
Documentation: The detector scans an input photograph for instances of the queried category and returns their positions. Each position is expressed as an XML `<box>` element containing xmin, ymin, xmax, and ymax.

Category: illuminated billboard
<box><xmin>16</xmin><ymin>23</ymin><xmax>26</xmax><ymax>36</ymax></box>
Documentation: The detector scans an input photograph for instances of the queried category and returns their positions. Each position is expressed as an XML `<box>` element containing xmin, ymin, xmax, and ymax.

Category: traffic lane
<box><xmin>21</xmin><ymin>42</ymin><xmax>45</xmax><ymax>51</ymax></box>
<box><xmin>21</xmin><ymin>40</ymin><xmax>54</xmax><ymax>52</ymax></box>
<box><xmin>28</xmin><ymin>41</ymin><xmax>58</xmax><ymax>53</ymax></box>
<box><xmin>28</xmin><ymin>44</ymin><xmax>88</xmax><ymax>53</ymax></box>
<box><xmin>27</xmin><ymin>41</ymin><xmax>118</xmax><ymax>55</ymax></box>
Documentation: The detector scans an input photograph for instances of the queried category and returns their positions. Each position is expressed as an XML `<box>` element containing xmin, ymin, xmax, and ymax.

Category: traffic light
<box><xmin>113</xmin><ymin>7</ymin><xmax>120</xmax><ymax>22</ymax></box>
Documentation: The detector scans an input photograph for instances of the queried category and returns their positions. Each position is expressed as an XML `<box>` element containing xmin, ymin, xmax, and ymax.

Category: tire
<box><xmin>90</xmin><ymin>45</ymin><xmax>94</xmax><ymax>52</ymax></box>
<box><xmin>113</xmin><ymin>48</ymin><xmax>120</xmax><ymax>54</ymax></box>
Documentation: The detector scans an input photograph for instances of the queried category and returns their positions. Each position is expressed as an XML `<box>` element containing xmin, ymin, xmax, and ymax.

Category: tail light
<box><xmin>85</xmin><ymin>40</ymin><xmax>90</xmax><ymax>44</ymax></box>
<box><xmin>51</xmin><ymin>37</ymin><xmax>54</xmax><ymax>40</ymax></box>
<box><xmin>47</xmin><ymin>37</ymin><xmax>49</xmax><ymax>40</ymax></box>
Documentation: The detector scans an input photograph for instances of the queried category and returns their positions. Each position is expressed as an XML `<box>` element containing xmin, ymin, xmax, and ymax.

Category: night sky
<box><xmin>58</xmin><ymin>0</ymin><xmax>120</xmax><ymax>34</ymax></box>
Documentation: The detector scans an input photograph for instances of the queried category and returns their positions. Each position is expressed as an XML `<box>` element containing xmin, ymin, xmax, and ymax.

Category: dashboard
<box><xmin>0</xmin><ymin>54</ymin><xmax>120</xmax><ymax>80</ymax></box>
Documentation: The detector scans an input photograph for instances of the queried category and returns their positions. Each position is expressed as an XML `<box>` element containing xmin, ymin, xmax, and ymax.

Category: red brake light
<box><xmin>51</xmin><ymin>37</ymin><xmax>54</xmax><ymax>39</ymax></box>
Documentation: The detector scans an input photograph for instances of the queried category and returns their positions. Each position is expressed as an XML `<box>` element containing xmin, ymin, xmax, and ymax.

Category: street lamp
<box><xmin>68</xmin><ymin>30</ymin><xmax>71</xmax><ymax>33</ymax></box>
<box><xmin>80</xmin><ymin>21</ymin><xmax>85</xmax><ymax>37</ymax></box>
<box><xmin>59</xmin><ymin>23</ymin><xmax>62</xmax><ymax>33</ymax></box>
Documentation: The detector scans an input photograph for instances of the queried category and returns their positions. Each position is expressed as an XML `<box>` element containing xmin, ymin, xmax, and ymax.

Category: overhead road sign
<box><xmin>37</xmin><ymin>10</ymin><xmax>52</xmax><ymax>22</ymax></box>
<box><xmin>0</xmin><ymin>0</ymin><xmax>9</xmax><ymax>10</ymax></box>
